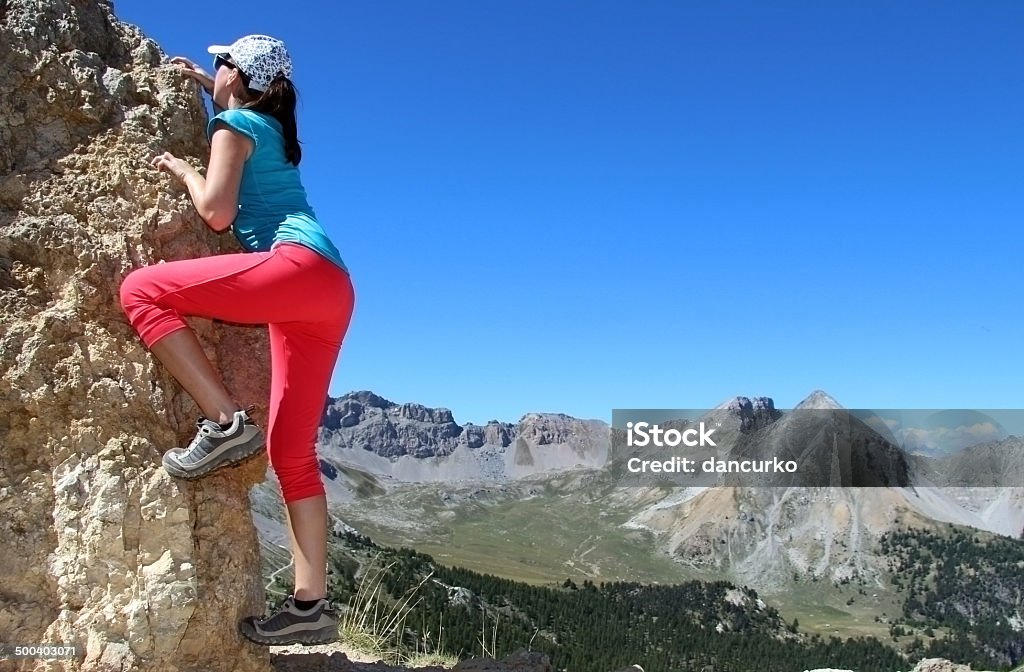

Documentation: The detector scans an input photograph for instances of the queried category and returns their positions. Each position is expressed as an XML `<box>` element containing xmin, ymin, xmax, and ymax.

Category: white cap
<box><xmin>207</xmin><ymin>34</ymin><xmax>293</xmax><ymax>92</ymax></box>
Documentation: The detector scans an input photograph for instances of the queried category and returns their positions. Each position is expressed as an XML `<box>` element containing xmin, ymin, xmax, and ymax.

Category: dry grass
<box><xmin>339</xmin><ymin>555</ymin><xmax>458</xmax><ymax>667</ymax></box>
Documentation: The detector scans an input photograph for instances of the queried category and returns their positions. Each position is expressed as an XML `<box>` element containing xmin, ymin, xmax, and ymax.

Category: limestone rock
<box><xmin>910</xmin><ymin>659</ymin><xmax>994</xmax><ymax>672</ymax></box>
<box><xmin>1</xmin><ymin>1</ymin><xmax>271</xmax><ymax>670</ymax></box>
<box><xmin>721</xmin><ymin>395</ymin><xmax>780</xmax><ymax>432</ymax></box>
<box><xmin>803</xmin><ymin>660</ymin><xmax>997</xmax><ymax>672</ymax></box>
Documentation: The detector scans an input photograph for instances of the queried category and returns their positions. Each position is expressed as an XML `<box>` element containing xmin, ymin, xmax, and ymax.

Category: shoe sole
<box><xmin>238</xmin><ymin>622</ymin><xmax>339</xmax><ymax>646</ymax></box>
<box><xmin>162</xmin><ymin>433</ymin><xmax>266</xmax><ymax>480</ymax></box>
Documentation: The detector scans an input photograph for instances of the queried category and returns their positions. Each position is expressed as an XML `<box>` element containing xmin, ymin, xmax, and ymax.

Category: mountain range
<box><xmin>250</xmin><ymin>389</ymin><xmax>1024</xmax><ymax>659</ymax></box>
<box><xmin>300</xmin><ymin>388</ymin><xmax>1022</xmax><ymax>536</ymax></box>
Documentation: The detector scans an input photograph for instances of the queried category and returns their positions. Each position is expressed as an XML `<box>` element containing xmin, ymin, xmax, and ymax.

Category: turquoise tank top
<box><xmin>206</xmin><ymin>108</ymin><xmax>347</xmax><ymax>272</ymax></box>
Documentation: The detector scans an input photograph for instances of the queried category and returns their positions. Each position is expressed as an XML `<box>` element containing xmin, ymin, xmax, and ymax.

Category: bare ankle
<box><xmin>214</xmin><ymin>408</ymin><xmax>242</xmax><ymax>425</ymax></box>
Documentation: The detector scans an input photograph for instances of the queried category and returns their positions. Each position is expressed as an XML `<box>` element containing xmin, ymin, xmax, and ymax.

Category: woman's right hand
<box><xmin>170</xmin><ymin>56</ymin><xmax>214</xmax><ymax>95</ymax></box>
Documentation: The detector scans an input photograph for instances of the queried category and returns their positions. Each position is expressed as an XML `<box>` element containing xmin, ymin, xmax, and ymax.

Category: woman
<box><xmin>119</xmin><ymin>34</ymin><xmax>353</xmax><ymax>646</ymax></box>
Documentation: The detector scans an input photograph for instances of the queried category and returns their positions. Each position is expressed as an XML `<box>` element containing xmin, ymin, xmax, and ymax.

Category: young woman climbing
<box><xmin>119</xmin><ymin>34</ymin><xmax>353</xmax><ymax>645</ymax></box>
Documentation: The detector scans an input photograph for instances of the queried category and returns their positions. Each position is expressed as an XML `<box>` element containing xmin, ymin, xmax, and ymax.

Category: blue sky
<box><xmin>116</xmin><ymin>1</ymin><xmax>1024</xmax><ymax>425</ymax></box>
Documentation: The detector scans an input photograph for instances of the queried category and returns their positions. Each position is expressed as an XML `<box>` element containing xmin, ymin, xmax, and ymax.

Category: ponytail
<box><xmin>245</xmin><ymin>77</ymin><xmax>301</xmax><ymax>166</ymax></box>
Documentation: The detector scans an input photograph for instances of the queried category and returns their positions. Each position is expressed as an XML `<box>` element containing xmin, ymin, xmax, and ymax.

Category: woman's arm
<box><xmin>170</xmin><ymin>56</ymin><xmax>215</xmax><ymax>95</ymax></box>
<box><xmin>152</xmin><ymin>127</ymin><xmax>252</xmax><ymax>232</ymax></box>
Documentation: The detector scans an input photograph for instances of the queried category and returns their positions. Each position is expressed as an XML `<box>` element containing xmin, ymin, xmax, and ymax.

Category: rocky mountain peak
<box><xmin>317</xmin><ymin>393</ymin><xmax>608</xmax><ymax>479</ymax></box>
<box><xmin>321</xmin><ymin>392</ymin><xmax>464</xmax><ymax>458</ymax></box>
<box><xmin>713</xmin><ymin>395</ymin><xmax>781</xmax><ymax>432</ymax></box>
<box><xmin>346</xmin><ymin>389</ymin><xmax>396</xmax><ymax>409</ymax></box>
<box><xmin>795</xmin><ymin>389</ymin><xmax>845</xmax><ymax>410</ymax></box>
<box><xmin>518</xmin><ymin>412</ymin><xmax>583</xmax><ymax>446</ymax></box>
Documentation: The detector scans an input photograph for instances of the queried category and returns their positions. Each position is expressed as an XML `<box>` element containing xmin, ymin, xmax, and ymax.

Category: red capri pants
<box><xmin>119</xmin><ymin>242</ymin><xmax>355</xmax><ymax>503</ymax></box>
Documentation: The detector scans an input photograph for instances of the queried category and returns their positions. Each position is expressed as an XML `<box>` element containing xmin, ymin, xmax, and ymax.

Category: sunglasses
<box><xmin>213</xmin><ymin>54</ymin><xmax>251</xmax><ymax>86</ymax></box>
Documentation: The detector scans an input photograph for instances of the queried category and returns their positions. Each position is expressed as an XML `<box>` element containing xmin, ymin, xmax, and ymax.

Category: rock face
<box><xmin>720</xmin><ymin>395</ymin><xmax>780</xmax><ymax>432</ymax></box>
<box><xmin>1</xmin><ymin>2</ymin><xmax>271</xmax><ymax>671</ymax></box>
<box><xmin>909</xmin><ymin>659</ymin><xmax>994</xmax><ymax>672</ymax></box>
<box><xmin>322</xmin><ymin>391</ymin><xmax>467</xmax><ymax>459</ymax></box>
<box><xmin>318</xmin><ymin>391</ymin><xmax>609</xmax><ymax>482</ymax></box>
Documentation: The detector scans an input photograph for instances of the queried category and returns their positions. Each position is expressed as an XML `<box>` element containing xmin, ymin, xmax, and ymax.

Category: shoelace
<box><xmin>183</xmin><ymin>418</ymin><xmax>222</xmax><ymax>455</ymax></box>
<box><xmin>182</xmin><ymin>407</ymin><xmax>257</xmax><ymax>455</ymax></box>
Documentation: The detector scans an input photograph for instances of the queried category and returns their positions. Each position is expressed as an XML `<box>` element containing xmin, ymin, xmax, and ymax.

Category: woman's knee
<box><xmin>270</xmin><ymin>450</ymin><xmax>324</xmax><ymax>502</ymax></box>
<box><xmin>119</xmin><ymin>267</ymin><xmax>154</xmax><ymax>316</ymax></box>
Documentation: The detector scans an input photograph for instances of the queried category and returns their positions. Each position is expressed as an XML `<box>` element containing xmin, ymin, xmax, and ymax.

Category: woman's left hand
<box><xmin>151</xmin><ymin>151</ymin><xmax>192</xmax><ymax>182</ymax></box>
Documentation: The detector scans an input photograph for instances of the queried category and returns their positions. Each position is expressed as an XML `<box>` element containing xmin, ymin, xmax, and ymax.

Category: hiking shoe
<box><xmin>238</xmin><ymin>596</ymin><xmax>339</xmax><ymax>645</ymax></box>
<box><xmin>162</xmin><ymin>408</ymin><xmax>265</xmax><ymax>479</ymax></box>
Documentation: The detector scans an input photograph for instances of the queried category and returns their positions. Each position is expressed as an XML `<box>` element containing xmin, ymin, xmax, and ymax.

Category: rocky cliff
<box><xmin>318</xmin><ymin>391</ymin><xmax>609</xmax><ymax>482</ymax></box>
<box><xmin>1</xmin><ymin>1</ymin><xmax>271</xmax><ymax>670</ymax></box>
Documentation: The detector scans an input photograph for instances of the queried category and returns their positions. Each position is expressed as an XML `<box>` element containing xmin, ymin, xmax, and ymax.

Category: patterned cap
<box><xmin>207</xmin><ymin>35</ymin><xmax>293</xmax><ymax>92</ymax></box>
